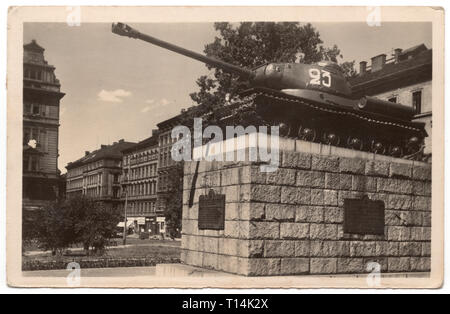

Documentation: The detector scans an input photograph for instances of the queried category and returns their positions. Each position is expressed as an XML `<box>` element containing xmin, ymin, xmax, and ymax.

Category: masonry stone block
<box><xmin>295</xmin><ymin>241</ymin><xmax>311</xmax><ymax>257</ymax></box>
<box><xmin>295</xmin><ymin>206</ymin><xmax>324</xmax><ymax>223</ymax></box>
<box><xmin>310</xmin><ymin>258</ymin><xmax>337</xmax><ymax>274</ymax></box>
<box><xmin>310</xmin><ymin>224</ymin><xmax>338</xmax><ymax>240</ymax></box>
<box><xmin>364</xmin><ymin>257</ymin><xmax>388</xmax><ymax>272</ymax></box>
<box><xmin>282</xmin><ymin>151</ymin><xmax>311</xmax><ymax>169</ymax></box>
<box><xmin>388</xmin><ymin>257</ymin><xmax>411</xmax><ymax>272</ymax></box>
<box><xmin>375</xmin><ymin>242</ymin><xmax>399</xmax><ymax>257</ymax></box>
<box><xmin>240</xmin><ymin>166</ymin><xmax>267</xmax><ymax>185</ymax></box>
<box><xmin>296</xmin><ymin>170</ymin><xmax>325</xmax><ymax>188</ymax></box>
<box><xmin>339</xmin><ymin>158</ymin><xmax>365</xmax><ymax>174</ymax></box>
<box><xmin>240</xmin><ymin>203</ymin><xmax>265</xmax><ymax>221</ymax></box>
<box><xmin>250</xmin><ymin>185</ymin><xmax>282</xmax><ymax>203</ymax></box>
<box><xmin>203</xmin><ymin>253</ymin><xmax>219</xmax><ymax>269</ymax></box>
<box><xmin>248</xmin><ymin>222</ymin><xmax>280</xmax><ymax>239</ymax></box>
<box><xmin>389</xmin><ymin>163</ymin><xmax>413</xmax><ymax>179</ymax></box>
<box><xmin>377</xmin><ymin>178</ymin><xmax>413</xmax><ymax>194</ymax></box>
<box><xmin>239</xmin><ymin>240</ymin><xmax>264</xmax><ymax>258</ymax></box>
<box><xmin>225</xmin><ymin>221</ymin><xmax>248</xmax><ymax>238</ymax></box>
<box><xmin>387</xmin><ymin>194</ymin><xmax>413</xmax><ymax>210</ymax></box>
<box><xmin>410</xmin><ymin>227</ymin><xmax>431</xmax><ymax>241</ymax></box>
<box><xmin>422</xmin><ymin>212</ymin><xmax>432</xmax><ymax>227</ymax></box>
<box><xmin>247</xmin><ymin>258</ymin><xmax>281</xmax><ymax>276</ymax></box>
<box><xmin>312</xmin><ymin>155</ymin><xmax>339</xmax><ymax>172</ymax></box>
<box><xmin>221</xmin><ymin>167</ymin><xmax>240</xmax><ymax>186</ymax></box>
<box><xmin>410</xmin><ymin>257</ymin><xmax>431</xmax><ymax>272</ymax></box>
<box><xmin>281</xmin><ymin>186</ymin><xmax>311</xmax><ymax>205</ymax></box>
<box><xmin>387</xmin><ymin>226</ymin><xmax>411</xmax><ymax>241</ymax></box>
<box><xmin>399</xmin><ymin>242</ymin><xmax>423</xmax><ymax>257</ymax></box>
<box><xmin>324</xmin><ymin>190</ymin><xmax>338</xmax><ymax>206</ymax></box>
<box><xmin>352</xmin><ymin>175</ymin><xmax>377</xmax><ymax>192</ymax></box>
<box><xmin>422</xmin><ymin>242</ymin><xmax>431</xmax><ymax>257</ymax></box>
<box><xmin>310</xmin><ymin>241</ymin><xmax>349</xmax><ymax>257</ymax></box>
<box><xmin>337</xmin><ymin>258</ymin><xmax>365</xmax><ymax>273</ymax></box>
<box><xmin>267</xmin><ymin>168</ymin><xmax>296</xmax><ymax>186</ymax></box>
<box><xmin>323</xmin><ymin>207</ymin><xmax>343</xmax><ymax>224</ymax></box>
<box><xmin>265</xmin><ymin>204</ymin><xmax>296</xmax><ymax>221</ymax></box>
<box><xmin>264</xmin><ymin>240</ymin><xmax>295</xmax><ymax>257</ymax></box>
<box><xmin>412</xmin><ymin>165</ymin><xmax>432</xmax><ymax>181</ymax></box>
<box><xmin>350</xmin><ymin>241</ymin><xmax>377</xmax><ymax>257</ymax></box>
<box><xmin>280</xmin><ymin>223</ymin><xmax>310</xmax><ymax>239</ymax></box>
<box><xmin>281</xmin><ymin>258</ymin><xmax>309</xmax><ymax>275</ymax></box>
<box><xmin>413</xmin><ymin>196</ymin><xmax>431</xmax><ymax>211</ymax></box>
<box><xmin>365</xmin><ymin>160</ymin><xmax>389</xmax><ymax>177</ymax></box>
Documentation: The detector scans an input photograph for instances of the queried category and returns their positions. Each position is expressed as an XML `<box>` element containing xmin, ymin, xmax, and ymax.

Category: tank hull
<box><xmin>223</xmin><ymin>88</ymin><xmax>427</xmax><ymax>160</ymax></box>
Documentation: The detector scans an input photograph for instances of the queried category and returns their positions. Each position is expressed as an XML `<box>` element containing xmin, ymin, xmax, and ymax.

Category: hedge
<box><xmin>23</xmin><ymin>257</ymin><xmax>180</xmax><ymax>271</ymax></box>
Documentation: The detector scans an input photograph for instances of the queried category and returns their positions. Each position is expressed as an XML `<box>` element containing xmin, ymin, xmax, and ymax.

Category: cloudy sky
<box><xmin>23</xmin><ymin>22</ymin><xmax>431</xmax><ymax>172</ymax></box>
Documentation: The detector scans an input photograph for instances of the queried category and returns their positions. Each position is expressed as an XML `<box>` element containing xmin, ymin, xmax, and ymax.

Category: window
<box><xmin>388</xmin><ymin>96</ymin><xmax>397</xmax><ymax>103</ymax></box>
<box><xmin>32</xmin><ymin>104</ymin><xmax>40</xmax><ymax>115</ymax></box>
<box><xmin>23</xmin><ymin>156</ymin><xmax>29</xmax><ymax>171</ymax></box>
<box><xmin>412</xmin><ymin>91</ymin><xmax>422</xmax><ymax>114</ymax></box>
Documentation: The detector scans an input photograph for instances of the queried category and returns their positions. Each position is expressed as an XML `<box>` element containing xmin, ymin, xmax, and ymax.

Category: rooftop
<box><xmin>66</xmin><ymin>139</ymin><xmax>136</xmax><ymax>170</ymax></box>
<box><xmin>349</xmin><ymin>45</ymin><xmax>432</xmax><ymax>88</ymax></box>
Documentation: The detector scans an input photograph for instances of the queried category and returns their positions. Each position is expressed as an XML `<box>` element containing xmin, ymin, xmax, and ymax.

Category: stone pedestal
<box><xmin>180</xmin><ymin>136</ymin><xmax>431</xmax><ymax>276</ymax></box>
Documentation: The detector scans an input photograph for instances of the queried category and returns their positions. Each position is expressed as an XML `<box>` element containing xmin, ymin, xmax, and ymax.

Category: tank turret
<box><xmin>112</xmin><ymin>22</ymin><xmax>427</xmax><ymax>159</ymax></box>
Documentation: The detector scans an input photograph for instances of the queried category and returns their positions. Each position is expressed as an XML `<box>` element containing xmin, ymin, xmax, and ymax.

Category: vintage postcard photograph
<box><xmin>6</xmin><ymin>6</ymin><xmax>444</xmax><ymax>289</ymax></box>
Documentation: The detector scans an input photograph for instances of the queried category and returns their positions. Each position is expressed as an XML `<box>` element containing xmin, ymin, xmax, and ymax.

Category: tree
<box><xmin>71</xmin><ymin>197</ymin><xmax>121</xmax><ymax>254</ymax></box>
<box><xmin>33</xmin><ymin>200</ymin><xmax>79</xmax><ymax>256</ymax></box>
<box><xmin>190</xmin><ymin>22</ymin><xmax>353</xmax><ymax>114</ymax></box>
<box><xmin>340</xmin><ymin>60</ymin><xmax>358</xmax><ymax>78</ymax></box>
<box><xmin>32</xmin><ymin>196</ymin><xmax>121</xmax><ymax>256</ymax></box>
<box><xmin>163</xmin><ymin>164</ymin><xmax>184</xmax><ymax>239</ymax></box>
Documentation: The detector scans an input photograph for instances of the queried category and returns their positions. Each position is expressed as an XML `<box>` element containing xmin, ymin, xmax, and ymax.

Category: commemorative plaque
<box><xmin>343</xmin><ymin>195</ymin><xmax>385</xmax><ymax>235</ymax></box>
<box><xmin>198</xmin><ymin>189</ymin><xmax>225</xmax><ymax>230</ymax></box>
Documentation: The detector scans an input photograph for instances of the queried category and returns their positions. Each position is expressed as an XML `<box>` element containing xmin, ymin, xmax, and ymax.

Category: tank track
<box><xmin>218</xmin><ymin>89</ymin><xmax>428</xmax><ymax>161</ymax></box>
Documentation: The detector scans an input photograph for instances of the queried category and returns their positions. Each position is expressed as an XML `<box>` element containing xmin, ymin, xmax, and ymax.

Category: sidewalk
<box><xmin>24</xmin><ymin>238</ymin><xmax>181</xmax><ymax>257</ymax></box>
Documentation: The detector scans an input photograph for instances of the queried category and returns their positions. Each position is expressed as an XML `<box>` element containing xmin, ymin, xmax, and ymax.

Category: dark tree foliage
<box><xmin>190</xmin><ymin>22</ymin><xmax>355</xmax><ymax>115</ymax></box>
<box><xmin>30</xmin><ymin>196</ymin><xmax>121</xmax><ymax>256</ymax></box>
<box><xmin>164</xmin><ymin>164</ymin><xmax>184</xmax><ymax>239</ymax></box>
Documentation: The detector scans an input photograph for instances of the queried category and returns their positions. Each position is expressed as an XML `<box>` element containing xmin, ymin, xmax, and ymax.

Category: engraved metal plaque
<box><xmin>198</xmin><ymin>189</ymin><xmax>225</xmax><ymax>230</ymax></box>
<box><xmin>343</xmin><ymin>195</ymin><xmax>385</xmax><ymax>235</ymax></box>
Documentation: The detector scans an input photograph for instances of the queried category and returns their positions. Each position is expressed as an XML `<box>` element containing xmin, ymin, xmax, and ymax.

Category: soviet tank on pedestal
<box><xmin>111</xmin><ymin>22</ymin><xmax>427</xmax><ymax>159</ymax></box>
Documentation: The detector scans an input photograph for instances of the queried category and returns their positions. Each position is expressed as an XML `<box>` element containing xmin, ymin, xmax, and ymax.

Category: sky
<box><xmin>23</xmin><ymin>22</ymin><xmax>432</xmax><ymax>173</ymax></box>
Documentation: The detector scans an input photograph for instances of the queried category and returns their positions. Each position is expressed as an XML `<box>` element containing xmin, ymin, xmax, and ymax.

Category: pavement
<box><xmin>23</xmin><ymin>266</ymin><xmax>156</xmax><ymax>277</ymax></box>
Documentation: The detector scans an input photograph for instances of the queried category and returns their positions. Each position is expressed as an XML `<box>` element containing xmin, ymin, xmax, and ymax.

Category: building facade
<box><xmin>121</xmin><ymin>133</ymin><xmax>164</xmax><ymax>235</ymax></box>
<box><xmin>65</xmin><ymin>140</ymin><xmax>136</xmax><ymax>209</ymax></box>
<box><xmin>23</xmin><ymin>40</ymin><xmax>65</xmax><ymax>211</ymax></box>
<box><xmin>350</xmin><ymin>44</ymin><xmax>432</xmax><ymax>157</ymax></box>
<box><xmin>156</xmin><ymin>115</ymin><xmax>185</xmax><ymax>237</ymax></box>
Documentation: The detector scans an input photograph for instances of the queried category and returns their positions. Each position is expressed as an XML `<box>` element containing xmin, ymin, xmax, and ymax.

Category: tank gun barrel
<box><xmin>112</xmin><ymin>22</ymin><xmax>255</xmax><ymax>80</ymax></box>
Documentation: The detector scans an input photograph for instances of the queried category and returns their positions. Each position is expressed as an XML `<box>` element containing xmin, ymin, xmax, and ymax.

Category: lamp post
<box><xmin>121</xmin><ymin>164</ymin><xmax>130</xmax><ymax>246</ymax></box>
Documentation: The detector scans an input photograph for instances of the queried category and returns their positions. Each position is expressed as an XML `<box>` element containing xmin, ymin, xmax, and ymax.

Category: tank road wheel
<box><xmin>274</xmin><ymin>122</ymin><xmax>291</xmax><ymax>137</ymax></box>
<box><xmin>370</xmin><ymin>140</ymin><xmax>386</xmax><ymax>155</ymax></box>
<box><xmin>406</xmin><ymin>136</ymin><xmax>422</xmax><ymax>155</ymax></box>
<box><xmin>322</xmin><ymin>131</ymin><xmax>341</xmax><ymax>146</ymax></box>
<box><xmin>389</xmin><ymin>145</ymin><xmax>403</xmax><ymax>158</ymax></box>
<box><xmin>298</xmin><ymin>126</ymin><xmax>317</xmax><ymax>142</ymax></box>
<box><xmin>346</xmin><ymin>136</ymin><xmax>364</xmax><ymax>150</ymax></box>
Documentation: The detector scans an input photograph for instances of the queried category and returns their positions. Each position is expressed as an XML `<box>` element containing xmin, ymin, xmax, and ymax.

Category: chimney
<box><xmin>101</xmin><ymin>144</ymin><xmax>107</xmax><ymax>149</ymax></box>
<box><xmin>371</xmin><ymin>54</ymin><xmax>387</xmax><ymax>72</ymax></box>
<box><xmin>85</xmin><ymin>151</ymin><xmax>90</xmax><ymax>156</ymax></box>
<box><xmin>119</xmin><ymin>139</ymin><xmax>124</xmax><ymax>143</ymax></box>
<box><xmin>394</xmin><ymin>48</ymin><xmax>403</xmax><ymax>63</ymax></box>
<box><xmin>152</xmin><ymin>129</ymin><xmax>159</xmax><ymax>137</ymax></box>
<box><xmin>359</xmin><ymin>61</ymin><xmax>367</xmax><ymax>75</ymax></box>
